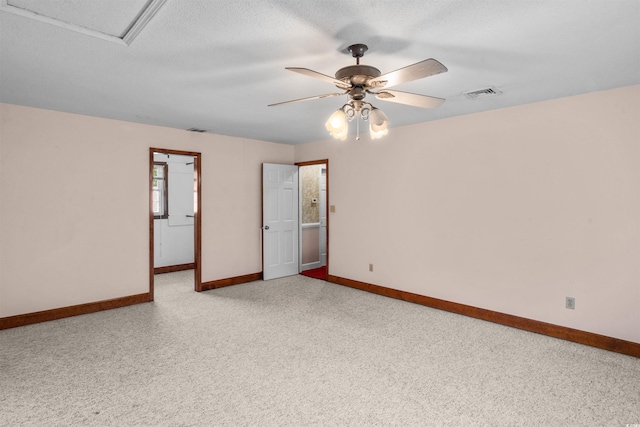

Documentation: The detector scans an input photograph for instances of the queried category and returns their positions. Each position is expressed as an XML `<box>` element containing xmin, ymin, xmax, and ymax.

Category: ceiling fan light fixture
<box><xmin>369</xmin><ymin>107</ymin><xmax>389</xmax><ymax>139</ymax></box>
<box><xmin>325</xmin><ymin>108</ymin><xmax>348</xmax><ymax>140</ymax></box>
<box><xmin>271</xmin><ymin>43</ymin><xmax>447</xmax><ymax>142</ymax></box>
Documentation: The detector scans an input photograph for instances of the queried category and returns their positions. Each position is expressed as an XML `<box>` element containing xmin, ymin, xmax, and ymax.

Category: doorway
<box><xmin>149</xmin><ymin>148</ymin><xmax>202</xmax><ymax>298</ymax></box>
<box><xmin>297</xmin><ymin>160</ymin><xmax>328</xmax><ymax>281</ymax></box>
<box><xmin>261</xmin><ymin>159</ymin><xmax>329</xmax><ymax>281</ymax></box>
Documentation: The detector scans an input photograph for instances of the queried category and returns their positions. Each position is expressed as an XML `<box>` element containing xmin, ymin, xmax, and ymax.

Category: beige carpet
<box><xmin>1</xmin><ymin>270</ymin><xmax>638</xmax><ymax>426</ymax></box>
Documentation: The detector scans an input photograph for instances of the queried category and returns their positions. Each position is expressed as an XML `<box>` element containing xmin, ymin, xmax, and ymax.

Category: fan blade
<box><xmin>286</xmin><ymin>67</ymin><xmax>351</xmax><ymax>89</ymax></box>
<box><xmin>375</xmin><ymin>90</ymin><xmax>445</xmax><ymax>109</ymax></box>
<box><xmin>369</xmin><ymin>59</ymin><xmax>447</xmax><ymax>88</ymax></box>
<box><xmin>268</xmin><ymin>92</ymin><xmax>346</xmax><ymax>107</ymax></box>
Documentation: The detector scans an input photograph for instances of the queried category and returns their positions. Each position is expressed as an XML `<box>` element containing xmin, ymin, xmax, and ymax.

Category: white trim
<box><xmin>301</xmin><ymin>261</ymin><xmax>321</xmax><ymax>271</ymax></box>
<box><xmin>0</xmin><ymin>0</ymin><xmax>167</xmax><ymax>46</ymax></box>
<box><xmin>122</xmin><ymin>0</ymin><xmax>167</xmax><ymax>45</ymax></box>
<box><xmin>301</xmin><ymin>222</ymin><xmax>320</xmax><ymax>229</ymax></box>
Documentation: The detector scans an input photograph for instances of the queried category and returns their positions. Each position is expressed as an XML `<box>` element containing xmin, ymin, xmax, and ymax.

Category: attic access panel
<box><xmin>0</xmin><ymin>0</ymin><xmax>166</xmax><ymax>45</ymax></box>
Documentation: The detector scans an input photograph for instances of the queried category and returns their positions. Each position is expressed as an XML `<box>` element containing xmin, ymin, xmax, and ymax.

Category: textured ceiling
<box><xmin>1</xmin><ymin>0</ymin><xmax>639</xmax><ymax>144</ymax></box>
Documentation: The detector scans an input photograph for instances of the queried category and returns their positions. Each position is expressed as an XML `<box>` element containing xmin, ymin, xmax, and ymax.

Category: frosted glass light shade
<box><xmin>369</xmin><ymin>108</ymin><xmax>389</xmax><ymax>139</ymax></box>
<box><xmin>325</xmin><ymin>109</ymin><xmax>348</xmax><ymax>140</ymax></box>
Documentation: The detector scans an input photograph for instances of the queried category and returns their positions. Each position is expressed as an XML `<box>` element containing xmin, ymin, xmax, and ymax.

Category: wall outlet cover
<box><xmin>566</xmin><ymin>297</ymin><xmax>575</xmax><ymax>310</ymax></box>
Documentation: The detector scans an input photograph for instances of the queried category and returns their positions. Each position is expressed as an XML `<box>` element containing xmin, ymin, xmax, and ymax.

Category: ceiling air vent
<box><xmin>463</xmin><ymin>86</ymin><xmax>502</xmax><ymax>100</ymax></box>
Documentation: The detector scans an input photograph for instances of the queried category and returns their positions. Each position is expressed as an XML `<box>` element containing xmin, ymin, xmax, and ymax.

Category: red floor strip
<box><xmin>300</xmin><ymin>266</ymin><xmax>327</xmax><ymax>280</ymax></box>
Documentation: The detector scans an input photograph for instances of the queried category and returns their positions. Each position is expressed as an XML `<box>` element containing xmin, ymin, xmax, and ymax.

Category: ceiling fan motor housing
<box><xmin>349</xmin><ymin>86</ymin><xmax>366</xmax><ymax>100</ymax></box>
<box><xmin>335</xmin><ymin>65</ymin><xmax>381</xmax><ymax>88</ymax></box>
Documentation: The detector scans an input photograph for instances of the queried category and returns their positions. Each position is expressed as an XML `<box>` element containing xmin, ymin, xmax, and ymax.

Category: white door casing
<box><xmin>263</xmin><ymin>163</ymin><xmax>299</xmax><ymax>280</ymax></box>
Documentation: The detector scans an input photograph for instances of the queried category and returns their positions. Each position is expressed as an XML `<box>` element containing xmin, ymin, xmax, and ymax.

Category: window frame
<box><xmin>152</xmin><ymin>162</ymin><xmax>169</xmax><ymax>220</ymax></box>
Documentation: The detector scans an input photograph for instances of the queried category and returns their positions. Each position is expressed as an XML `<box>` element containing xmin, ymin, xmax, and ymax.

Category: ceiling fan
<box><xmin>269</xmin><ymin>44</ymin><xmax>448</xmax><ymax>140</ymax></box>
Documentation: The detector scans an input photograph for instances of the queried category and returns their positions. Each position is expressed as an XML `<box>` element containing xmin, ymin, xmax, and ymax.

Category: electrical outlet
<box><xmin>566</xmin><ymin>297</ymin><xmax>575</xmax><ymax>310</ymax></box>
<box><xmin>369</xmin><ymin>264</ymin><xmax>373</xmax><ymax>272</ymax></box>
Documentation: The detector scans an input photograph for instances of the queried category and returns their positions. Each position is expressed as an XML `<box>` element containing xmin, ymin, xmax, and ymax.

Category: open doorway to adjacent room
<box><xmin>149</xmin><ymin>148</ymin><xmax>202</xmax><ymax>298</ymax></box>
<box><xmin>297</xmin><ymin>160</ymin><xmax>328</xmax><ymax>281</ymax></box>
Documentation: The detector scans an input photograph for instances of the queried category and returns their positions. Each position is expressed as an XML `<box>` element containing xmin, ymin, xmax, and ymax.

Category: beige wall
<box><xmin>295</xmin><ymin>85</ymin><xmax>640</xmax><ymax>343</ymax></box>
<box><xmin>0</xmin><ymin>103</ymin><xmax>294</xmax><ymax>317</ymax></box>
<box><xmin>2</xmin><ymin>86</ymin><xmax>638</xmax><ymax>343</ymax></box>
<box><xmin>301</xmin><ymin>227</ymin><xmax>320</xmax><ymax>265</ymax></box>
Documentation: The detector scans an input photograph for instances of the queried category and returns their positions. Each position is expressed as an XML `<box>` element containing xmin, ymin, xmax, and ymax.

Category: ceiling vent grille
<box><xmin>463</xmin><ymin>86</ymin><xmax>502</xmax><ymax>100</ymax></box>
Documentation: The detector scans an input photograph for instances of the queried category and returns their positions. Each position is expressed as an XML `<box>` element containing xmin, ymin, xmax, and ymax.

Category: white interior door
<box><xmin>168</xmin><ymin>161</ymin><xmax>195</xmax><ymax>227</ymax></box>
<box><xmin>263</xmin><ymin>163</ymin><xmax>299</xmax><ymax>280</ymax></box>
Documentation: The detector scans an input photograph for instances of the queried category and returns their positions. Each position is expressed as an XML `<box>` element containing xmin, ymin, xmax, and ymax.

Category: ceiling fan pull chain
<box><xmin>356</xmin><ymin>114</ymin><xmax>360</xmax><ymax>140</ymax></box>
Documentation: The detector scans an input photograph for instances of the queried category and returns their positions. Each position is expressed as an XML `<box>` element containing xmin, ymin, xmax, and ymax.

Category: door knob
<box><xmin>264</xmin><ymin>226</ymin><xmax>270</xmax><ymax>230</ymax></box>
